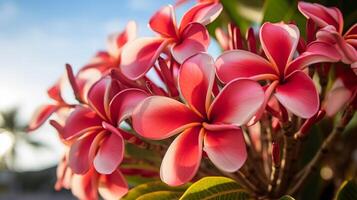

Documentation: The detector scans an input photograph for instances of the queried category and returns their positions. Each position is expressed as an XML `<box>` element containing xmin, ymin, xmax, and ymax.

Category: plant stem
<box><xmin>287</xmin><ymin>105</ymin><xmax>355</xmax><ymax>195</ymax></box>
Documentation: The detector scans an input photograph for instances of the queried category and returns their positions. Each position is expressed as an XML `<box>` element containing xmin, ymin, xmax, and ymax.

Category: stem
<box><xmin>287</xmin><ymin>105</ymin><xmax>355</xmax><ymax>195</ymax></box>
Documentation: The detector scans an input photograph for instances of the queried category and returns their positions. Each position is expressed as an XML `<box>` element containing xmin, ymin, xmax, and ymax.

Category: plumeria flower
<box><xmin>324</xmin><ymin>66</ymin><xmax>357</xmax><ymax>116</ymax></box>
<box><xmin>132</xmin><ymin>53</ymin><xmax>265</xmax><ymax>186</ymax></box>
<box><xmin>56</xmin><ymin>158</ymin><xmax>128</xmax><ymax>200</ymax></box>
<box><xmin>62</xmin><ymin>76</ymin><xmax>148</xmax><ymax>175</ymax></box>
<box><xmin>298</xmin><ymin>2</ymin><xmax>357</xmax><ymax>74</ymax></box>
<box><xmin>120</xmin><ymin>3</ymin><xmax>222</xmax><ymax>80</ymax></box>
<box><xmin>216</xmin><ymin>22</ymin><xmax>340</xmax><ymax>118</ymax></box>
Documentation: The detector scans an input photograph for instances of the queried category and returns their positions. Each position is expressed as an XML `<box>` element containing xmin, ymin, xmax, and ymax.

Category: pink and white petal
<box><xmin>117</xmin><ymin>21</ymin><xmax>137</xmax><ymax>48</ymax></box>
<box><xmin>286</xmin><ymin>41</ymin><xmax>341</xmax><ymax>75</ymax></box>
<box><xmin>160</xmin><ymin>127</ymin><xmax>203</xmax><ymax>186</ymax></box>
<box><xmin>215</xmin><ymin>50</ymin><xmax>278</xmax><ymax>83</ymax></box>
<box><xmin>87</xmin><ymin>77</ymin><xmax>121</xmax><ymax>121</ymax></box>
<box><xmin>28</xmin><ymin>104</ymin><xmax>58</xmax><ymax>131</ymax></box>
<box><xmin>180</xmin><ymin>2</ymin><xmax>223</xmax><ymax>31</ymax></box>
<box><xmin>71</xmin><ymin>169</ymin><xmax>99</xmax><ymax>200</ymax></box>
<box><xmin>98</xmin><ymin>170</ymin><xmax>129</xmax><ymax>200</ymax></box>
<box><xmin>69</xmin><ymin>132</ymin><xmax>97</xmax><ymax>174</ymax></box>
<box><xmin>324</xmin><ymin>78</ymin><xmax>352</xmax><ymax>116</ymax></box>
<box><xmin>275</xmin><ymin>71</ymin><xmax>319</xmax><ymax>118</ymax></box>
<box><xmin>107</xmin><ymin>21</ymin><xmax>137</xmax><ymax>58</ymax></box>
<box><xmin>132</xmin><ymin>96</ymin><xmax>202</xmax><ymax>140</ymax></box>
<box><xmin>120</xmin><ymin>37</ymin><xmax>171</xmax><ymax>80</ymax></box>
<box><xmin>93</xmin><ymin>132</ymin><xmax>124</xmax><ymax>174</ymax></box>
<box><xmin>345</xmin><ymin>24</ymin><xmax>357</xmax><ymax>38</ymax></box>
<box><xmin>204</xmin><ymin>129</ymin><xmax>247</xmax><ymax>172</ymax></box>
<box><xmin>149</xmin><ymin>5</ymin><xmax>178</xmax><ymax>38</ymax></box>
<box><xmin>172</xmin><ymin>22</ymin><xmax>209</xmax><ymax>64</ymax></box>
<box><xmin>209</xmin><ymin>79</ymin><xmax>265</xmax><ymax>126</ymax></box>
<box><xmin>62</xmin><ymin>106</ymin><xmax>102</xmax><ymax>140</ymax></box>
<box><xmin>260</xmin><ymin>22</ymin><xmax>300</xmax><ymax>74</ymax></box>
<box><xmin>298</xmin><ymin>2</ymin><xmax>344</xmax><ymax>34</ymax></box>
<box><xmin>179</xmin><ymin>53</ymin><xmax>215</xmax><ymax>116</ymax></box>
<box><xmin>109</xmin><ymin>88</ymin><xmax>149</xmax><ymax>125</ymax></box>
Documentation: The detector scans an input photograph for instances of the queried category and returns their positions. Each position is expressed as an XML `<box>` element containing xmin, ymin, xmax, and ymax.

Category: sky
<box><xmin>0</xmin><ymin>0</ymin><xmax>221</xmax><ymax>171</ymax></box>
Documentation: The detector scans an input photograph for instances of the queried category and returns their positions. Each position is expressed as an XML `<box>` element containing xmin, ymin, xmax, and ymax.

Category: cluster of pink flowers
<box><xmin>29</xmin><ymin>1</ymin><xmax>356</xmax><ymax>199</ymax></box>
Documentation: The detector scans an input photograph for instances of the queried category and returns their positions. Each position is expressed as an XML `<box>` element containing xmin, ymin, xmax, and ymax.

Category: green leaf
<box><xmin>262</xmin><ymin>0</ymin><xmax>306</xmax><ymax>35</ymax></box>
<box><xmin>179</xmin><ymin>176</ymin><xmax>251</xmax><ymax>200</ymax></box>
<box><xmin>335</xmin><ymin>180</ymin><xmax>357</xmax><ymax>200</ymax></box>
<box><xmin>137</xmin><ymin>191</ymin><xmax>183</xmax><ymax>200</ymax></box>
<box><xmin>122</xmin><ymin>181</ymin><xmax>190</xmax><ymax>200</ymax></box>
<box><xmin>280</xmin><ymin>195</ymin><xmax>295</xmax><ymax>200</ymax></box>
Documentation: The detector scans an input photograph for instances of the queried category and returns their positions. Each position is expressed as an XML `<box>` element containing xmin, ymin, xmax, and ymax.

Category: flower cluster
<box><xmin>29</xmin><ymin>1</ymin><xmax>356</xmax><ymax>200</ymax></box>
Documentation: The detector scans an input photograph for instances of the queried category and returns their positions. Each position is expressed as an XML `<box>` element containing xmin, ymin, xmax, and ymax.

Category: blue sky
<box><xmin>1</xmin><ymin>0</ymin><xmax>220</xmax><ymax>171</ymax></box>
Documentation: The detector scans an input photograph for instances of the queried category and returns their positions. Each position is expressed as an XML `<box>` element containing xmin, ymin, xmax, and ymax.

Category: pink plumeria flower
<box><xmin>216</xmin><ymin>22</ymin><xmax>340</xmax><ymax>118</ymax></box>
<box><xmin>324</xmin><ymin>66</ymin><xmax>357</xmax><ymax>116</ymax></box>
<box><xmin>132</xmin><ymin>53</ymin><xmax>265</xmax><ymax>186</ymax></box>
<box><xmin>298</xmin><ymin>2</ymin><xmax>357</xmax><ymax>74</ymax></box>
<box><xmin>62</xmin><ymin>76</ymin><xmax>148</xmax><ymax>175</ymax></box>
<box><xmin>120</xmin><ymin>3</ymin><xmax>222</xmax><ymax>80</ymax></box>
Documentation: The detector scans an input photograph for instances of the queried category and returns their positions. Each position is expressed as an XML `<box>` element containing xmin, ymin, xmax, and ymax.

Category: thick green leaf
<box><xmin>179</xmin><ymin>176</ymin><xmax>251</xmax><ymax>200</ymax></box>
<box><xmin>122</xmin><ymin>181</ymin><xmax>190</xmax><ymax>200</ymax></box>
<box><xmin>280</xmin><ymin>195</ymin><xmax>295</xmax><ymax>200</ymax></box>
<box><xmin>335</xmin><ymin>180</ymin><xmax>357</xmax><ymax>200</ymax></box>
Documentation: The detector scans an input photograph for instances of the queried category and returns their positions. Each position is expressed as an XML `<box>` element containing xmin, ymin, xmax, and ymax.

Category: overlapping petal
<box><xmin>109</xmin><ymin>88</ymin><xmax>148</xmax><ymax>125</ymax></box>
<box><xmin>204</xmin><ymin>129</ymin><xmax>247</xmax><ymax>172</ymax></box>
<box><xmin>215</xmin><ymin>50</ymin><xmax>278</xmax><ymax>83</ymax></box>
<box><xmin>98</xmin><ymin>170</ymin><xmax>128</xmax><ymax>200</ymax></box>
<box><xmin>149</xmin><ymin>5</ymin><xmax>178</xmax><ymax>38</ymax></box>
<box><xmin>160</xmin><ymin>127</ymin><xmax>203</xmax><ymax>186</ymax></box>
<box><xmin>172</xmin><ymin>23</ymin><xmax>209</xmax><ymax>64</ymax></box>
<box><xmin>180</xmin><ymin>2</ymin><xmax>223</xmax><ymax>32</ymax></box>
<box><xmin>69</xmin><ymin>132</ymin><xmax>97</xmax><ymax>174</ymax></box>
<box><xmin>120</xmin><ymin>37</ymin><xmax>171</xmax><ymax>80</ymax></box>
<box><xmin>132</xmin><ymin>96</ymin><xmax>202</xmax><ymax>140</ymax></box>
<box><xmin>93</xmin><ymin>132</ymin><xmax>124</xmax><ymax>174</ymax></box>
<box><xmin>298</xmin><ymin>2</ymin><xmax>343</xmax><ymax>33</ymax></box>
<box><xmin>275</xmin><ymin>71</ymin><xmax>319</xmax><ymax>118</ymax></box>
<box><xmin>62</xmin><ymin>106</ymin><xmax>102</xmax><ymax>140</ymax></box>
<box><xmin>260</xmin><ymin>23</ymin><xmax>300</xmax><ymax>74</ymax></box>
<box><xmin>178</xmin><ymin>53</ymin><xmax>215</xmax><ymax>116</ymax></box>
<box><xmin>209</xmin><ymin>79</ymin><xmax>265</xmax><ymax>126</ymax></box>
<box><xmin>286</xmin><ymin>41</ymin><xmax>341</xmax><ymax>75</ymax></box>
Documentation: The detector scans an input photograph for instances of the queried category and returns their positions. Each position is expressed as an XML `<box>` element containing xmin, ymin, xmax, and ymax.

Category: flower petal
<box><xmin>275</xmin><ymin>71</ymin><xmax>319</xmax><ymax>118</ymax></box>
<box><xmin>62</xmin><ymin>106</ymin><xmax>102</xmax><ymax>140</ymax></box>
<box><xmin>209</xmin><ymin>79</ymin><xmax>265</xmax><ymax>126</ymax></box>
<box><xmin>286</xmin><ymin>41</ymin><xmax>341</xmax><ymax>75</ymax></box>
<box><xmin>298</xmin><ymin>2</ymin><xmax>344</xmax><ymax>33</ymax></box>
<box><xmin>178</xmin><ymin>53</ymin><xmax>215</xmax><ymax>116</ymax></box>
<box><xmin>98</xmin><ymin>170</ymin><xmax>129</xmax><ymax>200</ymax></box>
<box><xmin>28</xmin><ymin>104</ymin><xmax>58</xmax><ymax>131</ymax></box>
<box><xmin>71</xmin><ymin>169</ymin><xmax>99</xmax><ymax>200</ymax></box>
<box><xmin>180</xmin><ymin>2</ymin><xmax>223</xmax><ymax>31</ymax></box>
<box><xmin>109</xmin><ymin>88</ymin><xmax>149</xmax><ymax>125</ymax></box>
<box><xmin>204</xmin><ymin>128</ymin><xmax>247</xmax><ymax>172</ymax></box>
<box><xmin>120</xmin><ymin>37</ymin><xmax>170</xmax><ymax>80</ymax></box>
<box><xmin>69</xmin><ymin>132</ymin><xmax>97</xmax><ymax>174</ymax></box>
<box><xmin>324</xmin><ymin>78</ymin><xmax>352</xmax><ymax>116</ymax></box>
<box><xmin>260</xmin><ymin>22</ymin><xmax>300</xmax><ymax>74</ymax></box>
<box><xmin>160</xmin><ymin>126</ymin><xmax>203</xmax><ymax>186</ymax></box>
<box><xmin>132</xmin><ymin>96</ymin><xmax>201</xmax><ymax>140</ymax></box>
<box><xmin>87</xmin><ymin>76</ymin><xmax>121</xmax><ymax>120</ymax></box>
<box><xmin>149</xmin><ymin>5</ymin><xmax>178</xmax><ymax>38</ymax></box>
<box><xmin>172</xmin><ymin>22</ymin><xmax>209</xmax><ymax>64</ymax></box>
<box><xmin>93</xmin><ymin>132</ymin><xmax>124</xmax><ymax>174</ymax></box>
<box><xmin>215</xmin><ymin>50</ymin><xmax>278</xmax><ymax>83</ymax></box>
